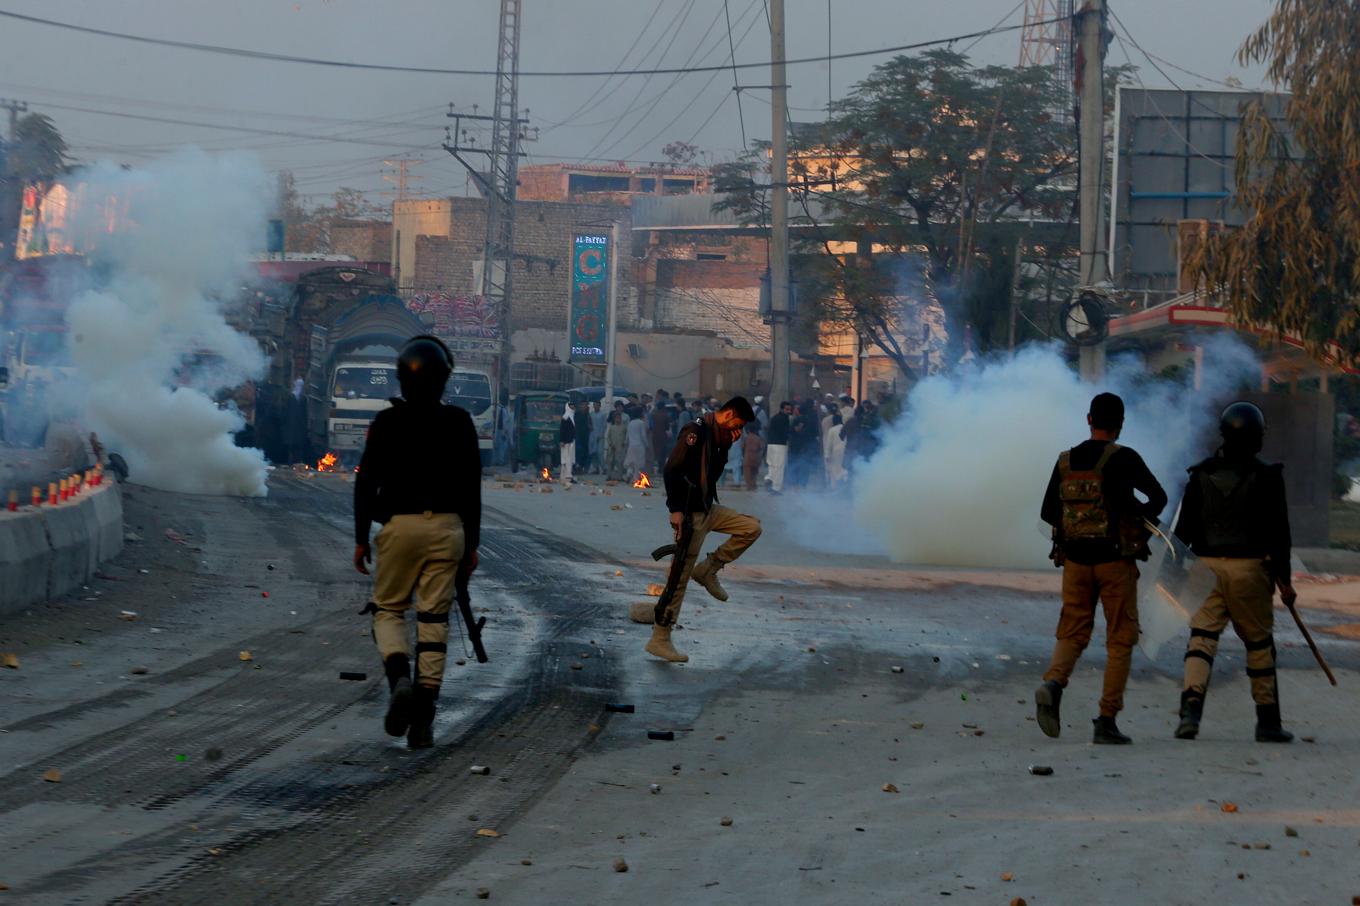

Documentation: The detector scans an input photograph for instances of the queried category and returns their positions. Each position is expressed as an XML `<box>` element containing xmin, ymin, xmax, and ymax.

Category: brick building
<box><xmin>329</xmin><ymin>219</ymin><xmax>392</xmax><ymax>264</ymax></box>
<box><xmin>516</xmin><ymin>162</ymin><xmax>709</xmax><ymax>205</ymax></box>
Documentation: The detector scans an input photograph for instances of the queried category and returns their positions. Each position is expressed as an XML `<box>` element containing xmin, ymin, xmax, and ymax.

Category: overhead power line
<box><xmin>0</xmin><ymin>7</ymin><xmax>1056</xmax><ymax>78</ymax></box>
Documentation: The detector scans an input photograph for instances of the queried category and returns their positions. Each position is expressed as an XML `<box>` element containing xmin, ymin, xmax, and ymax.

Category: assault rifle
<box><xmin>650</xmin><ymin>481</ymin><xmax>696</xmax><ymax>627</ymax></box>
<box><xmin>454</xmin><ymin>570</ymin><xmax>489</xmax><ymax>663</ymax></box>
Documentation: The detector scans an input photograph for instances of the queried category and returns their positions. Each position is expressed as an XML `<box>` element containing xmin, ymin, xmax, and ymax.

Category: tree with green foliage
<box><xmin>2</xmin><ymin>112</ymin><xmax>71</xmax><ymax>255</ymax></box>
<box><xmin>716</xmin><ymin>49</ymin><xmax>1084</xmax><ymax>375</ymax></box>
<box><xmin>1190</xmin><ymin>0</ymin><xmax>1360</xmax><ymax>362</ymax></box>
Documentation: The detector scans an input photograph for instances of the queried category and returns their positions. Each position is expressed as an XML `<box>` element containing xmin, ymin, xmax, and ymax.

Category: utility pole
<box><xmin>1075</xmin><ymin>0</ymin><xmax>1108</xmax><ymax>379</ymax></box>
<box><xmin>381</xmin><ymin>158</ymin><xmax>423</xmax><ymax>202</ymax></box>
<box><xmin>1</xmin><ymin>98</ymin><xmax>27</xmax><ymax>141</ymax></box>
<box><xmin>768</xmin><ymin>0</ymin><xmax>792</xmax><ymax>407</ymax></box>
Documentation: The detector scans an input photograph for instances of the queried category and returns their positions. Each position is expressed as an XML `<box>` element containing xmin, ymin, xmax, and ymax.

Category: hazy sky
<box><xmin>0</xmin><ymin>0</ymin><xmax>1277</xmax><ymax>204</ymax></box>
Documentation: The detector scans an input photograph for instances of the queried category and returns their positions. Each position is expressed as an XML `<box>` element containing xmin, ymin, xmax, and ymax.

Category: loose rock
<box><xmin>42</xmin><ymin>768</ymin><xmax>62</xmax><ymax>783</ymax></box>
<box><xmin>476</xmin><ymin>888</ymin><xmax>490</xmax><ymax>899</ymax></box>
<box><xmin>1028</xmin><ymin>765</ymin><xmax>1054</xmax><ymax>776</ymax></box>
<box><xmin>476</xmin><ymin>828</ymin><xmax>500</xmax><ymax>838</ymax></box>
<box><xmin>1285</xmin><ymin>826</ymin><xmax>1298</xmax><ymax>837</ymax></box>
<box><xmin>882</xmin><ymin>783</ymin><xmax>899</xmax><ymax>793</ymax></box>
<box><xmin>613</xmin><ymin>857</ymin><xmax>629</xmax><ymax>873</ymax></box>
<box><xmin>720</xmin><ymin>817</ymin><xmax>733</xmax><ymax>827</ymax></box>
<box><xmin>130</xmin><ymin>666</ymin><xmax>149</xmax><ymax>675</ymax></box>
<box><xmin>238</xmin><ymin>651</ymin><xmax>254</xmax><ymax>662</ymax></box>
<box><xmin>1</xmin><ymin>653</ymin><xmax>18</xmax><ymax>669</ymax></box>
<box><xmin>470</xmin><ymin>765</ymin><xmax>491</xmax><ymax>776</ymax></box>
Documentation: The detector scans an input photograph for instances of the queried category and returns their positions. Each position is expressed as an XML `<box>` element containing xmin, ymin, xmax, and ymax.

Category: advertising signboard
<box><xmin>568</xmin><ymin>232</ymin><xmax>609</xmax><ymax>363</ymax></box>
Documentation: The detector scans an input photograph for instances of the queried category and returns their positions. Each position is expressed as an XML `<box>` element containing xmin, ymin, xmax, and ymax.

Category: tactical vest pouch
<box><xmin>1058</xmin><ymin>444</ymin><xmax>1120</xmax><ymax>542</ymax></box>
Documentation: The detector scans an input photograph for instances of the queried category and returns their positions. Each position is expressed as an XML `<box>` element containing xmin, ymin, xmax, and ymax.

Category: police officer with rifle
<box><xmin>1036</xmin><ymin>393</ymin><xmax>1167</xmax><ymax>745</ymax></box>
<box><xmin>354</xmin><ymin>335</ymin><xmax>483</xmax><ymax>749</ymax></box>
<box><xmin>644</xmin><ymin>397</ymin><xmax>761</xmax><ymax>663</ymax></box>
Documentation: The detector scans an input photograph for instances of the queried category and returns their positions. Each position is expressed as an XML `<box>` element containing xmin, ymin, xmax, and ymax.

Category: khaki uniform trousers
<box><xmin>1182</xmin><ymin>557</ymin><xmax>1278</xmax><ymax>705</ymax></box>
<box><xmin>1042</xmin><ymin>559</ymin><xmax>1140</xmax><ymax>717</ymax></box>
<box><xmin>371</xmin><ymin>512</ymin><xmax>465</xmax><ymax>688</ymax></box>
<box><xmin>657</xmin><ymin>505</ymin><xmax>762</xmax><ymax>626</ymax></box>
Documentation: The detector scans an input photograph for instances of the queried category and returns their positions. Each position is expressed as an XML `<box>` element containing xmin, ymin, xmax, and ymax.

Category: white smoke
<box><xmin>842</xmin><ymin>337</ymin><xmax>1261</xmax><ymax>568</ymax></box>
<box><xmin>62</xmin><ymin>150</ymin><xmax>271</xmax><ymax>496</ymax></box>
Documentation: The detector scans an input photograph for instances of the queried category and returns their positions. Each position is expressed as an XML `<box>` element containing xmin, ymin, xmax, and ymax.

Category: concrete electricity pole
<box><xmin>1076</xmin><ymin>0</ymin><xmax>1109</xmax><ymax>379</ymax></box>
<box><xmin>1</xmin><ymin>98</ymin><xmax>27</xmax><ymax>142</ymax></box>
<box><xmin>768</xmin><ymin>0</ymin><xmax>792</xmax><ymax>407</ymax></box>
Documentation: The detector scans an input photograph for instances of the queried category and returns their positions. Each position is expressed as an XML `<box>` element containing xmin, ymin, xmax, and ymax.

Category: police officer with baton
<box><xmin>354</xmin><ymin>336</ymin><xmax>482</xmax><ymax>749</ymax></box>
<box><xmin>1172</xmin><ymin>402</ymin><xmax>1296</xmax><ymax>743</ymax></box>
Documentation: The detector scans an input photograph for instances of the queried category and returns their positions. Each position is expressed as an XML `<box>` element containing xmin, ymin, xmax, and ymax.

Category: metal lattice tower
<box><xmin>1020</xmin><ymin>0</ymin><xmax>1075</xmax><ymax>121</ymax></box>
<box><xmin>482</xmin><ymin>0</ymin><xmax>522</xmax><ymax>320</ymax></box>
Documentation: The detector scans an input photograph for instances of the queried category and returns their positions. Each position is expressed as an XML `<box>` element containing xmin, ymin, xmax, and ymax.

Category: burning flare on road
<box><xmin>541</xmin><ymin>467</ymin><xmax>552</xmax><ymax>482</ymax></box>
<box><xmin>316</xmin><ymin>452</ymin><xmax>338</xmax><ymax>473</ymax></box>
<box><xmin>633</xmin><ymin>472</ymin><xmax>652</xmax><ymax>489</ymax></box>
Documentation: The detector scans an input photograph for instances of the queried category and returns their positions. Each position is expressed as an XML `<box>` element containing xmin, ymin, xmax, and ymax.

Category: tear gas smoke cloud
<box><xmin>846</xmin><ymin>338</ymin><xmax>1261</xmax><ymax>568</ymax></box>
<box><xmin>62</xmin><ymin>150</ymin><xmax>270</xmax><ymax>496</ymax></box>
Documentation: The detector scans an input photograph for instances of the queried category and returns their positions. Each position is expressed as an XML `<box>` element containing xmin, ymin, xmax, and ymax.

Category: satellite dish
<box><xmin>1058</xmin><ymin>291</ymin><xmax>1110</xmax><ymax>346</ymax></box>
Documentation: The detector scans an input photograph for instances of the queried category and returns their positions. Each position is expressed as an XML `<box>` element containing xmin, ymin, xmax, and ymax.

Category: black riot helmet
<box><xmin>1219</xmin><ymin>401</ymin><xmax>1266</xmax><ymax>456</ymax></box>
<box><xmin>397</xmin><ymin>335</ymin><xmax>453</xmax><ymax>402</ymax></box>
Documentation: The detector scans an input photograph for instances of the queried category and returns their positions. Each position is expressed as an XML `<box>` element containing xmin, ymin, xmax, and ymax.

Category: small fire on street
<box><xmin>633</xmin><ymin>472</ymin><xmax>652</xmax><ymax>489</ymax></box>
<box><xmin>540</xmin><ymin>467</ymin><xmax>552</xmax><ymax>482</ymax></box>
<box><xmin>316</xmin><ymin>452</ymin><xmax>338</xmax><ymax>472</ymax></box>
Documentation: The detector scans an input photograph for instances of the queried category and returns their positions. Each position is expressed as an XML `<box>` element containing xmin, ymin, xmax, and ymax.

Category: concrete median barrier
<box><xmin>0</xmin><ymin>483</ymin><xmax>124</xmax><ymax>616</ymax></box>
<box><xmin>0</xmin><ymin>508</ymin><xmax>54</xmax><ymax>612</ymax></box>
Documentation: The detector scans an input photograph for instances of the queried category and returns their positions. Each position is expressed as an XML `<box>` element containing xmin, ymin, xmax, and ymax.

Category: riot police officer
<box><xmin>1172</xmin><ymin>402</ymin><xmax>1294</xmax><ymax>743</ymax></box>
<box><xmin>354</xmin><ymin>336</ymin><xmax>482</xmax><ymax>749</ymax></box>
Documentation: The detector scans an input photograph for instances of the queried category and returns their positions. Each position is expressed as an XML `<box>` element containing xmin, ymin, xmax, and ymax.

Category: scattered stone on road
<box><xmin>42</xmin><ymin>768</ymin><xmax>62</xmax><ymax>783</ymax></box>
<box><xmin>720</xmin><ymin>817</ymin><xmax>733</xmax><ymax>827</ymax></box>
<box><xmin>613</xmin><ymin>857</ymin><xmax>629</xmax><ymax>873</ymax></box>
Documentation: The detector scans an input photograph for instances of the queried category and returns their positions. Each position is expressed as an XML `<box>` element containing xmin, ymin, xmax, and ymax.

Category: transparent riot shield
<box><xmin>1136</xmin><ymin>521</ymin><xmax>1214</xmax><ymax>659</ymax></box>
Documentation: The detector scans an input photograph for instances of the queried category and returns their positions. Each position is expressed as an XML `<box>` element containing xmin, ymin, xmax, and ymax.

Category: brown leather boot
<box><xmin>644</xmin><ymin>625</ymin><xmax>688</xmax><ymax>663</ymax></box>
<box><xmin>690</xmin><ymin>556</ymin><xmax>729</xmax><ymax>602</ymax></box>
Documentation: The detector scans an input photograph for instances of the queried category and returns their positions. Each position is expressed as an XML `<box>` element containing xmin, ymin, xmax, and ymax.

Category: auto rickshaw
<box><xmin>510</xmin><ymin>390</ymin><xmax>569</xmax><ymax>473</ymax></box>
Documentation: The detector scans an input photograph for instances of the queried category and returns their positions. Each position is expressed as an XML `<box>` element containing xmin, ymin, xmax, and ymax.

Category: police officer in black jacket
<box><xmin>644</xmin><ymin>396</ymin><xmax>761</xmax><ymax>663</ymax></box>
<box><xmin>1172</xmin><ymin>401</ymin><xmax>1294</xmax><ymax>743</ymax></box>
<box><xmin>354</xmin><ymin>336</ymin><xmax>482</xmax><ymax>749</ymax></box>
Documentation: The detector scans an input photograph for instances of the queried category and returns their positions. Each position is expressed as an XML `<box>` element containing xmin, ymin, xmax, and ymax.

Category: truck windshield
<box><xmin>333</xmin><ymin>366</ymin><xmax>397</xmax><ymax>400</ymax></box>
<box><xmin>23</xmin><ymin>332</ymin><xmax>71</xmax><ymax>367</ymax></box>
<box><xmin>444</xmin><ymin>373</ymin><xmax>492</xmax><ymax>416</ymax></box>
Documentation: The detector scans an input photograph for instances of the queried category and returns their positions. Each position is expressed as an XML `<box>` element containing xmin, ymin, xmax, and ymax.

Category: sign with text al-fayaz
<box><xmin>569</xmin><ymin>232</ymin><xmax>609</xmax><ymax>363</ymax></box>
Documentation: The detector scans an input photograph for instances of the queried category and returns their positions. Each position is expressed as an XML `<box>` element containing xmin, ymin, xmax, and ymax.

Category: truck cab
<box><xmin>327</xmin><ymin>358</ymin><xmax>398</xmax><ymax>464</ymax></box>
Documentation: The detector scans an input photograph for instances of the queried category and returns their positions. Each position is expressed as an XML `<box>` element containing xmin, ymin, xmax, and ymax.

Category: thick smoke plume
<box><xmin>64</xmin><ymin>150</ymin><xmax>270</xmax><ymax>496</ymax></box>
<box><xmin>846</xmin><ymin>338</ymin><xmax>1260</xmax><ymax>569</ymax></box>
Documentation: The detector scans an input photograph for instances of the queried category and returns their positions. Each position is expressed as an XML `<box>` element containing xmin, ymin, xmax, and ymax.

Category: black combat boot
<box><xmin>407</xmin><ymin>684</ymin><xmax>438</xmax><ymax>750</ymax></box>
<box><xmin>1092</xmin><ymin>715</ymin><xmax>1132</xmax><ymax>745</ymax></box>
<box><xmin>1254</xmin><ymin>703</ymin><xmax>1294</xmax><ymax>743</ymax></box>
<box><xmin>1174</xmin><ymin>691</ymin><xmax>1204</xmax><ymax>740</ymax></box>
<box><xmin>1034</xmin><ymin>680</ymin><xmax>1064</xmax><ymax>739</ymax></box>
<box><xmin>383</xmin><ymin>654</ymin><xmax>413</xmax><ymax>738</ymax></box>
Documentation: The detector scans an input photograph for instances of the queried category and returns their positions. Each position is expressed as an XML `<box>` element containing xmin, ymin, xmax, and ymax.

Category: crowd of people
<box><xmin>556</xmin><ymin>387</ymin><xmax>895</xmax><ymax>491</ymax></box>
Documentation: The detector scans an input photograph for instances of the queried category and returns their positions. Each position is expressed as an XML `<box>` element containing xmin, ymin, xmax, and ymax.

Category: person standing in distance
<box><xmin>1171</xmin><ymin>402</ymin><xmax>1295</xmax><ymax>743</ymax></box>
<box><xmin>765</xmin><ymin>401</ymin><xmax>793</xmax><ymax>494</ymax></box>
<box><xmin>354</xmin><ymin>336</ymin><xmax>481</xmax><ymax>749</ymax></box>
<box><xmin>1036</xmin><ymin>392</ymin><xmax>1166</xmax><ymax>744</ymax></box>
<box><xmin>645</xmin><ymin>397</ymin><xmax>763</xmax><ymax>663</ymax></box>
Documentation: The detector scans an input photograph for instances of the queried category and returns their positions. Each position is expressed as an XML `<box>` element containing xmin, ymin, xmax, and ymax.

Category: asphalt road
<box><xmin>2</xmin><ymin>473</ymin><xmax>1359</xmax><ymax>904</ymax></box>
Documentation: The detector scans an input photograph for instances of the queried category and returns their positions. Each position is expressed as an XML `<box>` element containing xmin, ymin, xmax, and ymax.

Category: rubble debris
<box><xmin>339</xmin><ymin>671</ymin><xmax>367</xmax><ymax>681</ymax></box>
<box><xmin>910</xmin><ymin>722</ymin><xmax>925</xmax><ymax>730</ymax></box>
<box><xmin>648</xmin><ymin>730</ymin><xmax>675</xmax><ymax>741</ymax></box>
<box><xmin>628</xmin><ymin>602</ymin><xmax>656</xmax><ymax>623</ymax></box>
<box><xmin>238</xmin><ymin>651</ymin><xmax>254</xmax><ymax>662</ymax></box>
<box><xmin>1028</xmin><ymin>765</ymin><xmax>1054</xmax><ymax>776</ymax></box>
<box><xmin>1285</xmin><ymin>827</ymin><xmax>1298</xmax><ymax>837</ymax></box>
<box><xmin>649</xmin><ymin>784</ymin><xmax>661</xmax><ymax>794</ymax></box>
<box><xmin>605</xmin><ymin>703</ymin><xmax>635</xmax><ymax>713</ymax></box>
<box><xmin>42</xmin><ymin>768</ymin><xmax>63</xmax><ymax>783</ymax></box>
<box><xmin>520</xmin><ymin>859</ymin><xmax>533</xmax><ymax>866</ymax></box>
<box><xmin>1010</xmin><ymin>899</ymin><xmax>1028</xmax><ymax>906</ymax></box>
<box><xmin>881</xmin><ymin>783</ymin><xmax>899</xmax><ymax>793</ymax></box>
<box><xmin>1001</xmin><ymin>872</ymin><xmax>1014</xmax><ymax>882</ymax></box>
<box><xmin>208</xmin><ymin>847</ymin><xmax>224</xmax><ymax>857</ymax></box>
<box><xmin>570</xmin><ymin>663</ymin><xmax>584</xmax><ymax>670</ymax></box>
<box><xmin>1</xmin><ymin>653</ymin><xmax>18</xmax><ymax>669</ymax></box>
<box><xmin>119</xmin><ymin>611</ymin><xmax>138</xmax><ymax>621</ymax></box>
<box><xmin>1222</xmin><ymin>802</ymin><xmax>1239</xmax><ymax>813</ymax></box>
<box><xmin>613</xmin><ymin>857</ymin><xmax>629</xmax><ymax>873</ymax></box>
<box><xmin>476</xmin><ymin>888</ymin><xmax>491</xmax><ymax>899</ymax></box>
<box><xmin>714</xmin><ymin>735</ymin><xmax>726</xmax><ymax>741</ymax></box>
<box><xmin>470</xmin><ymin>765</ymin><xmax>491</xmax><ymax>776</ymax></box>
<box><xmin>476</xmin><ymin>828</ymin><xmax>500</xmax><ymax>838</ymax></box>
<box><xmin>720</xmin><ymin>817</ymin><xmax>733</xmax><ymax>827</ymax></box>
<box><xmin>890</xmin><ymin>666</ymin><xmax>904</xmax><ymax>674</ymax></box>
<box><xmin>129</xmin><ymin>666</ymin><xmax>149</xmax><ymax>675</ymax></box>
<box><xmin>1253</xmin><ymin>842</ymin><xmax>1271</xmax><ymax>850</ymax></box>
